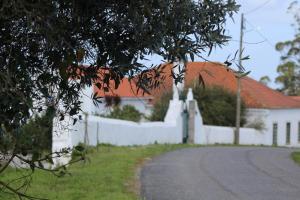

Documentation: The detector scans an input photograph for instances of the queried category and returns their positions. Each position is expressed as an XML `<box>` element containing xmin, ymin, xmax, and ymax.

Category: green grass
<box><xmin>291</xmin><ymin>151</ymin><xmax>300</xmax><ymax>165</ymax></box>
<box><xmin>0</xmin><ymin>144</ymin><xmax>195</xmax><ymax>200</ymax></box>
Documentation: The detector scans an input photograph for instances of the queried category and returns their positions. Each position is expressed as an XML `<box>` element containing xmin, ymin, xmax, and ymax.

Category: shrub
<box><xmin>245</xmin><ymin>118</ymin><xmax>266</xmax><ymax>131</ymax></box>
<box><xmin>149</xmin><ymin>92</ymin><xmax>173</xmax><ymax>121</ymax></box>
<box><xmin>193</xmin><ymin>85</ymin><xmax>246</xmax><ymax>126</ymax></box>
<box><xmin>104</xmin><ymin>105</ymin><xmax>142</xmax><ymax>122</ymax></box>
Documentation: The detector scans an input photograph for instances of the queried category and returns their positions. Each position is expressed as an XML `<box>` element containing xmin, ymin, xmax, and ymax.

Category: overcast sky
<box><xmin>206</xmin><ymin>0</ymin><xmax>297</xmax><ymax>88</ymax></box>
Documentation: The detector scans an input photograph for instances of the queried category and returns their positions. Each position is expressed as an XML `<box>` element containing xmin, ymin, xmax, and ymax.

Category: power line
<box><xmin>229</xmin><ymin>39</ymin><xmax>267</xmax><ymax>45</ymax></box>
<box><xmin>244</xmin><ymin>18</ymin><xmax>274</xmax><ymax>48</ymax></box>
<box><xmin>245</xmin><ymin>0</ymin><xmax>273</xmax><ymax>15</ymax></box>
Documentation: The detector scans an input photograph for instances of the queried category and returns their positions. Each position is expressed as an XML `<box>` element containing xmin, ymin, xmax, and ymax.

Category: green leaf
<box><xmin>241</xmin><ymin>55</ymin><xmax>250</xmax><ymax>60</ymax></box>
<box><xmin>75</xmin><ymin>145</ymin><xmax>85</xmax><ymax>152</ymax></box>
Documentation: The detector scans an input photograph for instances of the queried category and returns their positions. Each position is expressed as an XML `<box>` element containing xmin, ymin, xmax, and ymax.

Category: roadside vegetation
<box><xmin>0</xmin><ymin>144</ymin><xmax>195</xmax><ymax>200</ymax></box>
<box><xmin>291</xmin><ymin>152</ymin><xmax>300</xmax><ymax>165</ymax></box>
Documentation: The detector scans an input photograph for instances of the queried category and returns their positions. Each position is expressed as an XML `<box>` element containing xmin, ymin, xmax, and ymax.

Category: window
<box><xmin>298</xmin><ymin>122</ymin><xmax>300</xmax><ymax>143</ymax></box>
<box><xmin>286</xmin><ymin>122</ymin><xmax>291</xmax><ymax>145</ymax></box>
<box><xmin>272</xmin><ymin>123</ymin><xmax>278</xmax><ymax>146</ymax></box>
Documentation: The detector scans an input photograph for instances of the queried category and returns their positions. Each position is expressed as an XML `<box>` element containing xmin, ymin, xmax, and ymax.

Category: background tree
<box><xmin>259</xmin><ymin>76</ymin><xmax>271</xmax><ymax>86</ymax></box>
<box><xmin>275</xmin><ymin>62</ymin><xmax>299</xmax><ymax>95</ymax></box>
<box><xmin>275</xmin><ymin>1</ymin><xmax>300</xmax><ymax>95</ymax></box>
<box><xmin>0</xmin><ymin>0</ymin><xmax>239</xmax><ymax>199</ymax></box>
<box><xmin>193</xmin><ymin>85</ymin><xmax>246</xmax><ymax>126</ymax></box>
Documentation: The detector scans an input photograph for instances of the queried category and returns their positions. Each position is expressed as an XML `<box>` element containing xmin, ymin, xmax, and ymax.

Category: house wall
<box><xmin>246</xmin><ymin>108</ymin><xmax>300</xmax><ymax>147</ymax></box>
<box><xmin>81</xmin><ymin>85</ymin><xmax>153</xmax><ymax>116</ymax></box>
<box><xmin>92</xmin><ymin>97</ymin><xmax>153</xmax><ymax>117</ymax></box>
<box><xmin>198</xmin><ymin>125</ymin><xmax>234</xmax><ymax>144</ymax></box>
<box><xmin>195</xmin><ymin>125</ymin><xmax>265</xmax><ymax>145</ymax></box>
<box><xmin>267</xmin><ymin>109</ymin><xmax>300</xmax><ymax>147</ymax></box>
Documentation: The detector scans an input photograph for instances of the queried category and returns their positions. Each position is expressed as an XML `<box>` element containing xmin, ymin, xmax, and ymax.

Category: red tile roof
<box><xmin>290</xmin><ymin>96</ymin><xmax>300</xmax><ymax>102</ymax></box>
<box><xmin>240</xmin><ymin>77</ymin><xmax>300</xmax><ymax>109</ymax></box>
<box><xmin>93</xmin><ymin>62</ymin><xmax>300</xmax><ymax>109</ymax></box>
<box><xmin>184</xmin><ymin>62</ymin><xmax>300</xmax><ymax>109</ymax></box>
<box><xmin>93</xmin><ymin>78</ymin><xmax>153</xmax><ymax>98</ymax></box>
<box><xmin>93</xmin><ymin>64</ymin><xmax>173</xmax><ymax>99</ymax></box>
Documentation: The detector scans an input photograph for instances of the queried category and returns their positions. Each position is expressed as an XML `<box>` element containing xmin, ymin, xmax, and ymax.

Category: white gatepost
<box><xmin>186</xmin><ymin>88</ymin><xmax>205</xmax><ymax>144</ymax></box>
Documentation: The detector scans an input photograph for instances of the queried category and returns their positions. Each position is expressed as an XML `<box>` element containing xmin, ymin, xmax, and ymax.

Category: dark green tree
<box><xmin>193</xmin><ymin>85</ymin><xmax>246</xmax><ymax>126</ymax></box>
<box><xmin>19</xmin><ymin>106</ymin><xmax>56</xmax><ymax>153</ymax></box>
<box><xmin>0</xmin><ymin>0</ymin><xmax>239</xmax><ymax>198</ymax></box>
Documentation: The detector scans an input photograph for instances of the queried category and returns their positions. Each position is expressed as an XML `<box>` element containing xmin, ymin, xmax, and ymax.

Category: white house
<box><xmin>51</xmin><ymin>61</ymin><xmax>300</xmax><ymax>166</ymax></box>
<box><xmin>91</xmin><ymin>76</ymin><xmax>154</xmax><ymax>117</ymax></box>
<box><xmin>86</xmin><ymin>62</ymin><xmax>300</xmax><ymax>147</ymax></box>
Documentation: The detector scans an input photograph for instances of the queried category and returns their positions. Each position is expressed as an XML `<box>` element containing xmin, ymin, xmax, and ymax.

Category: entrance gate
<box><xmin>182</xmin><ymin>107</ymin><xmax>189</xmax><ymax>143</ymax></box>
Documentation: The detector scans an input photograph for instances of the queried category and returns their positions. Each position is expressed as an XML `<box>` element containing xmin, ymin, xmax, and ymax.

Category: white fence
<box><xmin>52</xmin><ymin>99</ymin><xmax>184</xmax><ymax>163</ymax></box>
<box><xmin>76</xmin><ymin>116</ymin><xmax>182</xmax><ymax>146</ymax></box>
<box><xmin>195</xmin><ymin>125</ymin><xmax>265</xmax><ymax>145</ymax></box>
<box><xmin>51</xmin><ymin>88</ymin><xmax>277</xmax><ymax>165</ymax></box>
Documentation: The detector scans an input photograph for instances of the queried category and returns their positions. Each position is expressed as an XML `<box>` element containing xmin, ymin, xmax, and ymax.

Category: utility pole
<box><xmin>234</xmin><ymin>13</ymin><xmax>244</xmax><ymax>145</ymax></box>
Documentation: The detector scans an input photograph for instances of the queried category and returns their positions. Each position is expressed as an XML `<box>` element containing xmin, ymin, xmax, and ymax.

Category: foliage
<box><xmin>259</xmin><ymin>76</ymin><xmax>271</xmax><ymax>86</ymax></box>
<box><xmin>275</xmin><ymin>2</ymin><xmax>300</xmax><ymax>95</ymax></box>
<box><xmin>193</xmin><ymin>85</ymin><xmax>246</xmax><ymax>127</ymax></box>
<box><xmin>275</xmin><ymin>62</ymin><xmax>299</xmax><ymax>95</ymax></box>
<box><xmin>104</xmin><ymin>105</ymin><xmax>142</xmax><ymax>122</ymax></box>
<box><xmin>291</xmin><ymin>151</ymin><xmax>300</xmax><ymax>165</ymax></box>
<box><xmin>0</xmin><ymin>0</ymin><xmax>239</xmax><ymax>134</ymax></box>
<box><xmin>244</xmin><ymin>118</ymin><xmax>266</xmax><ymax>131</ymax></box>
<box><xmin>149</xmin><ymin>92</ymin><xmax>173</xmax><ymax>121</ymax></box>
<box><xmin>0</xmin><ymin>144</ymin><xmax>196</xmax><ymax>200</ymax></box>
<box><xmin>149</xmin><ymin>85</ymin><xmax>246</xmax><ymax>127</ymax></box>
<box><xmin>17</xmin><ymin>107</ymin><xmax>55</xmax><ymax>153</ymax></box>
<box><xmin>0</xmin><ymin>0</ymin><xmax>239</xmax><ymax>198</ymax></box>
<box><xmin>104</xmin><ymin>95</ymin><xmax>121</xmax><ymax>107</ymax></box>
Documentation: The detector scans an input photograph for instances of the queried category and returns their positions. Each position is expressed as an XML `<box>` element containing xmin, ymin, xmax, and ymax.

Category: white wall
<box><xmin>199</xmin><ymin>125</ymin><xmax>234</xmax><ymax>145</ymax></box>
<box><xmin>52</xmin><ymin>99</ymin><xmax>183</xmax><ymax>166</ymax></box>
<box><xmin>52</xmin><ymin>86</ymin><xmax>300</xmax><ymax>167</ymax></box>
<box><xmin>53</xmin><ymin>99</ymin><xmax>183</xmax><ymax>147</ymax></box>
<box><xmin>85</xmin><ymin>116</ymin><xmax>182</xmax><ymax>146</ymax></box>
<box><xmin>246</xmin><ymin>108</ymin><xmax>300</xmax><ymax>147</ymax></box>
<box><xmin>195</xmin><ymin>125</ymin><xmax>265</xmax><ymax>145</ymax></box>
<box><xmin>239</xmin><ymin>128</ymin><xmax>266</xmax><ymax>145</ymax></box>
<box><xmin>52</xmin><ymin>116</ymin><xmax>74</xmax><ymax>166</ymax></box>
<box><xmin>92</xmin><ymin>97</ymin><xmax>153</xmax><ymax>117</ymax></box>
<box><xmin>196</xmin><ymin>108</ymin><xmax>300</xmax><ymax>146</ymax></box>
<box><xmin>268</xmin><ymin>109</ymin><xmax>300</xmax><ymax>147</ymax></box>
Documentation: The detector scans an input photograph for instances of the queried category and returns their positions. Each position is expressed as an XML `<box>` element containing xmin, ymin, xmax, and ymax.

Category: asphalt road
<box><xmin>141</xmin><ymin>147</ymin><xmax>300</xmax><ymax>200</ymax></box>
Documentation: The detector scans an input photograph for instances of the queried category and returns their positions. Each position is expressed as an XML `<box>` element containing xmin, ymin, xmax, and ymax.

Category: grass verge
<box><xmin>291</xmin><ymin>151</ymin><xmax>300</xmax><ymax>165</ymax></box>
<box><xmin>0</xmin><ymin>144</ymin><xmax>195</xmax><ymax>200</ymax></box>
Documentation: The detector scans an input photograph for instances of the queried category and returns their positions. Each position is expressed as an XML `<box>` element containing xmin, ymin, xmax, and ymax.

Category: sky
<box><xmin>206</xmin><ymin>0</ymin><xmax>297</xmax><ymax>89</ymax></box>
<box><xmin>143</xmin><ymin>0</ymin><xmax>297</xmax><ymax>89</ymax></box>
